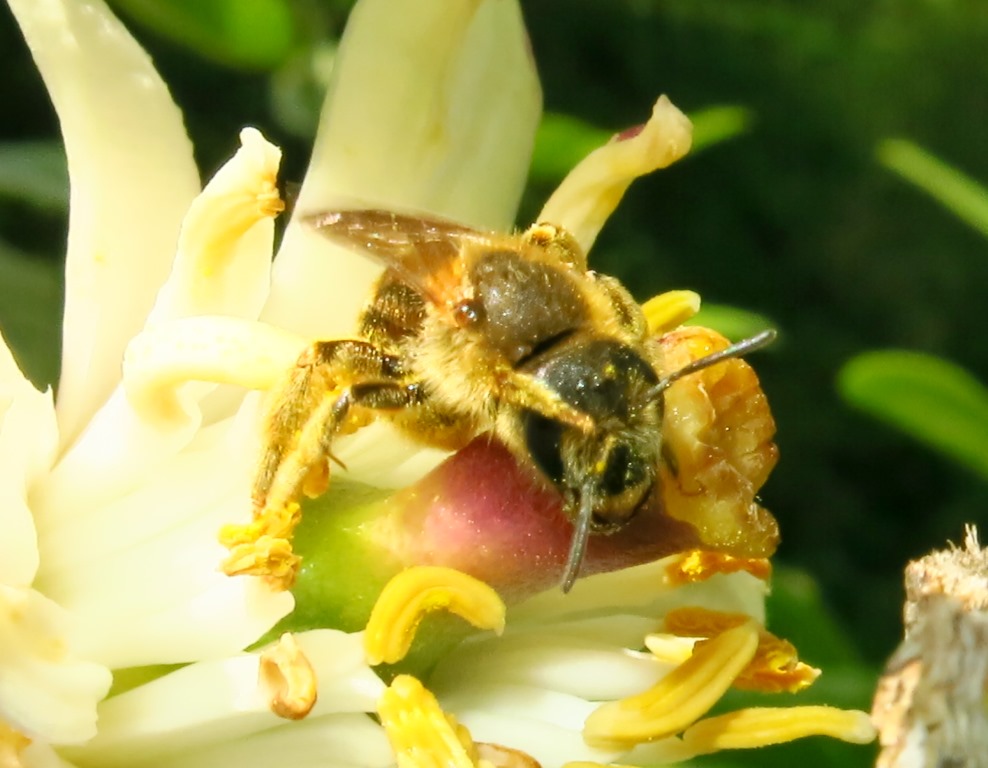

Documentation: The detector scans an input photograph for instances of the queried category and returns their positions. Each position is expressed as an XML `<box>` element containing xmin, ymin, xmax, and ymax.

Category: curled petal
<box><xmin>265</xmin><ymin>0</ymin><xmax>541</xmax><ymax>340</ymax></box>
<box><xmin>0</xmin><ymin>584</ymin><xmax>111</xmax><ymax>745</ymax></box>
<box><xmin>146</xmin><ymin>128</ymin><xmax>283</xmax><ymax>326</ymax></box>
<box><xmin>7</xmin><ymin>0</ymin><xmax>200</xmax><ymax>448</ymax></box>
<box><xmin>32</xmin><ymin>318</ymin><xmax>305</xmax><ymax>531</ymax></box>
<box><xmin>539</xmin><ymin>96</ymin><xmax>692</xmax><ymax>253</ymax></box>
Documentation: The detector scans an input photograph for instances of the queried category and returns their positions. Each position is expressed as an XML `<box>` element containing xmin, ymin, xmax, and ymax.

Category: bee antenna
<box><xmin>561</xmin><ymin>484</ymin><xmax>596</xmax><ymax>593</ymax></box>
<box><xmin>648</xmin><ymin>328</ymin><xmax>777</xmax><ymax>401</ymax></box>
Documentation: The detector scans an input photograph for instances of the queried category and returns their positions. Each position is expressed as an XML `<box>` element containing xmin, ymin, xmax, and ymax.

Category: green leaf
<box><xmin>530</xmin><ymin>112</ymin><xmax>611</xmax><ymax>184</ymax></box>
<box><xmin>109</xmin><ymin>0</ymin><xmax>296</xmax><ymax>70</ymax></box>
<box><xmin>688</xmin><ymin>302</ymin><xmax>777</xmax><ymax>342</ymax></box>
<box><xmin>0</xmin><ymin>240</ymin><xmax>63</xmax><ymax>389</ymax></box>
<box><xmin>838</xmin><ymin>349</ymin><xmax>988</xmax><ymax>481</ymax></box>
<box><xmin>689</xmin><ymin>105</ymin><xmax>754</xmax><ymax>153</ymax></box>
<box><xmin>878</xmin><ymin>138</ymin><xmax>988</xmax><ymax>241</ymax></box>
<box><xmin>530</xmin><ymin>104</ymin><xmax>752</xmax><ymax>185</ymax></box>
<box><xmin>767</xmin><ymin>565</ymin><xmax>864</xmax><ymax>667</ymax></box>
<box><xmin>0</xmin><ymin>142</ymin><xmax>68</xmax><ymax>212</ymax></box>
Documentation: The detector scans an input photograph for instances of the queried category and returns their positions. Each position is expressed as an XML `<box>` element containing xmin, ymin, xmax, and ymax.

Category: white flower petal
<box><xmin>450</xmin><ymin>709</ymin><xmax>618</xmax><ymax>768</ymax></box>
<box><xmin>32</xmin><ymin>318</ymin><xmax>305</xmax><ymax>534</ymax></box>
<box><xmin>35</xmin><ymin>418</ymin><xmax>292</xmax><ymax>668</ymax></box>
<box><xmin>263</xmin><ymin>0</ymin><xmax>541</xmax><ymax>340</ymax></box>
<box><xmin>430</xmin><ymin>633</ymin><xmax>666</xmax><ymax>702</ymax></box>
<box><xmin>21</xmin><ymin>741</ymin><xmax>79</xmax><ymax>768</ymax></box>
<box><xmin>509</xmin><ymin>560</ymin><xmax>768</xmax><ymax>627</ymax></box>
<box><xmin>0</xmin><ymin>584</ymin><xmax>111</xmax><ymax>745</ymax></box>
<box><xmin>71</xmin><ymin>630</ymin><xmax>385</xmax><ymax>768</ymax></box>
<box><xmin>539</xmin><ymin>95</ymin><xmax>693</xmax><ymax>253</ymax></box>
<box><xmin>134</xmin><ymin>715</ymin><xmax>393</xmax><ymax>768</ymax></box>
<box><xmin>0</xmin><ymin>332</ymin><xmax>58</xmax><ymax>586</ymax></box>
<box><xmin>146</xmin><ymin>128</ymin><xmax>282</xmax><ymax>326</ymax></box>
<box><xmin>7</xmin><ymin>0</ymin><xmax>200</xmax><ymax>449</ymax></box>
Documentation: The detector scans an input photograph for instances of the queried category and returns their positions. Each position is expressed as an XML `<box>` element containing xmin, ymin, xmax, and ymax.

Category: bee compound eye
<box><xmin>522</xmin><ymin>412</ymin><xmax>565</xmax><ymax>487</ymax></box>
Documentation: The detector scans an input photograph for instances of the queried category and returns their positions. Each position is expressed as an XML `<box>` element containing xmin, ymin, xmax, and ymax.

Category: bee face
<box><xmin>519</xmin><ymin>337</ymin><xmax>662</xmax><ymax>527</ymax></box>
<box><xmin>253</xmin><ymin>210</ymin><xmax>775</xmax><ymax>593</ymax></box>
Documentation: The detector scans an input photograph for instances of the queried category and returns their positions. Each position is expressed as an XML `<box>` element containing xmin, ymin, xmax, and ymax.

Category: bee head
<box><xmin>521</xmin><ymin>330</ymin><xmax>777</xmax><ymax>592</ymax></box>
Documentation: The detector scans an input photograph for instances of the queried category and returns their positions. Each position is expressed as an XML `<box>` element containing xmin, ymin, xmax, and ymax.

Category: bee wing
<box><xmin>306</xmin><ymin>209</ymin><xmax>489</xmax><ymax>309</ymax></box>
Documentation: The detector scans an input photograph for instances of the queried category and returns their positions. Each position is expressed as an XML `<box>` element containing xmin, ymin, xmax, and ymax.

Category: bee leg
<box><xmin>523</xmin><ymin>222</ymin><xmax>587</xmax><ymax>271</ymax></box>
<box><xmin>501</xmin><ymin>370</ymin><xmax>596</xmax><ymax>433</ymax></box>
<box><xmin>254</xmin><ymin>339</ymin><xmax>407</xmax><ymax>514</ymax></box>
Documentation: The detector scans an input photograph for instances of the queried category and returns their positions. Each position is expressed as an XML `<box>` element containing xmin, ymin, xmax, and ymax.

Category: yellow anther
<box><xmin>641</xmin><ymin>290</ymin><xmax>701</xmax><ymax>336</ymax></box>
<box><xmin>220</xmin><ymin>537</ymin><xmax>301</xmax><ymax>589</ymax></box>
<box><xmin>219</xmin><ymin>503</ymin><xmax>302</xmax><ymax>589</ymax></box>
<box><xmin>364</xmin><ymin>566</ymin><xmax>506</xmax><ymax>666</ymax></box>
<box><xmin>665</xmin><ymin>550</ymin><xmax>772</xmax><ymax>586</ymax></box>
<box><xmin>378</xmin><ymin>675</ymin><xmax>478</xmax><ymax>768</ymax></box>
<box><xmin>662</xmin><ymin>608</ymin><xmax>820</xmax><ymax>694</ymax></box>
<box><xmin>257</xmin><ymin>633</ymin><xmax>317</xmax><ymax>720</ymax></box>
<box><xmin>584</xmin><ymin>621</ymin><xmax>759</xmax><ymax>747</ymax></box>
<box><xmin>679</xmin><ymin>706</ymin><xmax>877</xmax><ymax>755</ymax></box>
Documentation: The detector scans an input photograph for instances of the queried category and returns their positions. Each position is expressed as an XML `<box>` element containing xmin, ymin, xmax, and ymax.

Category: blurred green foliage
<box><xmin>6</xmin><ymin>1</ymin><xmax>988</xmax><ymax>765</ymax></box>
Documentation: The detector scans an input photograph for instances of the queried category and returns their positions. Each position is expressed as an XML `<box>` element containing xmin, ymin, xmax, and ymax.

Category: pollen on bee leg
<box><xmin>676</xmin><ymin>706</ymin><xmax>877</xmax><ymax>757</ymax></box>
<box><xmin>583</xmin><ymin>621</ymin><xmax>760</xmax><ymax>748</ymax></box>
<box><xmin>641</xmin><ymin>291</ymin><xmax>702</xmax><ymax>337</ymax></box>
<box><xmin>364</xmin><ymin>566</ymin><xmax>506</xmax><ymax>666</ymax></box>
<box><xmin>123</xmin><ymin>316</ymin><xmax>307</xmax><ymax>428</ymax></box>
<box><xmin>219</xmin><ymin>502</ymin><xmax>302</xmax><ymax>590</ymax></box>
<box><xmin>538</xmin><ymin>95</ymin><xmax>693</xmax><ymax>253</ymax></box>
<box><xmin>257</xmin><ymin>633</ymin><xmax>317</xmax><ymax>720</ymax></box>
<box><xmin>378</xmin><ymin>675</ymin><xmax>537</xmax><ymax>768</ymax></box>
<box><xmin>664</xmin><ymin>550</ymin><xmax>772</xmax><ymax>586</ymax></box>
<box><xmin>660</xmin><ymin>607</ymin><xmax>820</xmax><ymax>693</ymax></box>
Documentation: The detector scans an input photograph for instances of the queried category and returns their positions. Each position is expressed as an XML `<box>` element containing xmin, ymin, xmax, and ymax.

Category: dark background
<box><xmin>3</xmin><ymin>2</ymin><xmax>988</xmax><ymax>764</ymax></box>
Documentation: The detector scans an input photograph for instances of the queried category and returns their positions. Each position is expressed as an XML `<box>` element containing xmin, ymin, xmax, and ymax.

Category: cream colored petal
<box><xmin>0</xmin><ymin>332</ymin><xmax>57</xmax><ymax>586</ymax></box>
<box><xmin>125</xmin><ymin>715</ymin><xmax>393</xmax><ymax>768</ymax></box>
<box><xmin>539</xmin><ymin>95</ymin><xmax>692</xmax><ymax>253</ymax></box>
<box><xmin>70</xmin><ymin>630</ymin><xmax>386</xmax><ymax>768</ymax></box>
<box><xmin>7</xmin><ymin>0</ymin><xmax>200</xmax><ymax>449</ymax></box>
<box><xmin>32</xmin><ymin>317</ymin><xmax>305</xmax><ymax>532</ymax></box>
<box><xmin>509</xmin><ymin>561</ymin><xmax>767</xmax><ymax>627</ymax></box>
<box><xmin>263</xmin><ymin>0</ymin><xmax>541</xmax><ymax>339</ymax></box>
<box><xmin>146</xmin><ymin>128</ymin><xmax>282</xmax><ymax>326</ymax></box>
<box><xmin>443</xmin><ymin>685</ymin><xmax>690</xmax><ymax>766</ymax></box>
<box><xmin>0</xmin><ymin>584</ymin><xmax>111</xmax><ymax>746</ymax></box>
<box><xmin>35</xmin><ymin>417</ymin><xmax>293</xmax><ymax>668</ymax></box>
<box><xmin>430</xmin><ymin>634</ymin><xmax>665</xmax><ymax>702</ymax></box>
<box><xmin>21</xmin><ymin>741</ymin><xmax>78</xmax><ymax>768</ymax></box>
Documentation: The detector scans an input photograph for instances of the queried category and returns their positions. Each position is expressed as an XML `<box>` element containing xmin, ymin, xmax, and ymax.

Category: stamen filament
<box><xmin>364</xmin><ymin>567</ymin><xmax>506</xmax><ymax>666</ymax></box>
<box><xmin>584</xmin><ymin>620</ymin><xmax>759</xmax><ymax>747</ymax></box>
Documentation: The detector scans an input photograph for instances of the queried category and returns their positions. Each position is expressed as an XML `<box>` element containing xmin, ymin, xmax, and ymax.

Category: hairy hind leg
<box><xmin>253</xmin><ymin>339</ymin><xmax>416</xmax><ymax>514</ymax></box>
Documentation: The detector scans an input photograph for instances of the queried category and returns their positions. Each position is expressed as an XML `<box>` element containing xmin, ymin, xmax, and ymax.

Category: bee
<box><xmin>254</xmin><ymin>210</ymin><xmax>775</xmax><ymax>592</ymax></box>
